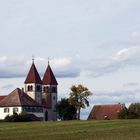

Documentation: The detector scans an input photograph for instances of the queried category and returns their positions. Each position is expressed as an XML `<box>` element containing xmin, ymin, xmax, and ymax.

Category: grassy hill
<box><xmin>0</xmin><ymin>120</ymin><xmax>140</xmax><ymax>140</ymax></box>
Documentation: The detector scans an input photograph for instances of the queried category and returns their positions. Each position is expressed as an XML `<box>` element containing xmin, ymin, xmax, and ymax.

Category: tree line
<box><xmin>56</xmin><ymin>84</ymin><xmax>140</xmax><ymax>120</ymax></box>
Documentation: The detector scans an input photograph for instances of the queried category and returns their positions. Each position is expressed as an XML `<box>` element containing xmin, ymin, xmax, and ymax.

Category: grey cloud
<box><xmin>0</xmin><ymin>71</ymin><xmax>25</xmax><ymax>78</ymax></box>
<box><xmin>56</xmin><ymin>71</ymin><xmax>80</xmax><ymax>78</ymax></box>
<box><xmin>0</xmin><ymin>56</ymin><xmax>81</xmax><ymax>79</ymax></box>
<box><xmin>123</xmin><ymin>82</ymin><xmax>139</xmax><ymax>87</ymax></box>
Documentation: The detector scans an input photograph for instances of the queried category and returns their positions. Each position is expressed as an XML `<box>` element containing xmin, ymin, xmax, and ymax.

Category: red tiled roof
<box><xmin>42</xmin><ymin>64</ymin><xmax>58</xmax><ymax>85</ymax></box>
<box><xmin>0</xmin><ymin>88</ymin><xmax>42</xmax><ymax>107</ymax></box>
<box><xmin>24</xmin><ymin>63</ymin><xmax>42</xmax><ymax>84</ymax></box>
<box><xmin>88</xmin><ymin>104</ymin><xmax>125</xmax><ymax>120</ymax></box>
<box><xmin>0</xmin><ymin>96</ymin><xmax>7</xmax><ymax>102</ymax></box>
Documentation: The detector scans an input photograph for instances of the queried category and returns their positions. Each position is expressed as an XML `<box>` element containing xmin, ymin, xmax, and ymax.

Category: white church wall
<box><xmin>24</xmin><ymin>83</ymin><xmax>36</xmax><ymax>100</ymax></box>
<box><xmin>25</xmin><ymin>83</ymin><xmax>42</xmax><ymax>104</ymax></box>
<box><xmin>0</xmin><ymin>106</ymin><xmax>44</xmax><ymax>120</ymax></box>
<box><xmin>0</xmin><ymin>106</ymin><xmax>22</xmax><ymax>120</ymax></box>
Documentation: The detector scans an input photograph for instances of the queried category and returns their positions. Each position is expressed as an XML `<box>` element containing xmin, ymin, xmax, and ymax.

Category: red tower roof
<box><xmin>42</xmin><ymin>64</ymin><xmax>58</xmax><ymax>85</ymax></box>
<box><xmin>24</xmin><ymin>63</ymin><xmax>42</xmax><ymax>84</ymax></box>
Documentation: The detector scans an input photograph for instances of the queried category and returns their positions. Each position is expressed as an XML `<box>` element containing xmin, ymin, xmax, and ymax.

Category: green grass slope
<box><xmin>0</xmin><ymin>120</ymin><xmax>140</xmax><ymax>140</ymax></box>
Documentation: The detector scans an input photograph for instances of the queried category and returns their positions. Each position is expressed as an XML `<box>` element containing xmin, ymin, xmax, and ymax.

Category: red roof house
<box><xmin>88</xmin><ymin>103</ymin><xmax>125</xmax><ymax>120</ymax></box>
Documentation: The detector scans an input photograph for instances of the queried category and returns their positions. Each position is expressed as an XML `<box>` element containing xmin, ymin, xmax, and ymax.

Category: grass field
<box><xmin>0</xmin><ymin>120</ymin><xmax>140</xmax><ymax>140</ymax></box>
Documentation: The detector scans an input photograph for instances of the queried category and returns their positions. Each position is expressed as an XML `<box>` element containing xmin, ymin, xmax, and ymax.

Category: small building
<box><xmin>88</xmin><ymin>103</ymin><xmax>125</xmax><ymax>120</ymax></box>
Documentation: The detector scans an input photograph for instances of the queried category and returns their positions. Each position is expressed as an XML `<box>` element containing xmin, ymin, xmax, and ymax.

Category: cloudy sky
<box><xmin>0</xmin><ymin>0</ymin><xmax>140</xmax><ymax>119</ymax></box>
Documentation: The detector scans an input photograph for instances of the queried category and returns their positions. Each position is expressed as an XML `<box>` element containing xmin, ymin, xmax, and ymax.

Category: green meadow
<box><xmin>0</xmin><ymin>120</ymin><xmax>140</xmax><ymax>140</ymax></box>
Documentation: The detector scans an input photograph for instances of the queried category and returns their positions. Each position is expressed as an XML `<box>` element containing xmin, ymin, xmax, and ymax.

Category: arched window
<box><xmin>30</xmin><ymin>85</ymin><xmax>33</xmax><ymax>91</ymax></box>
<box><xmin>43</xmin><ymin>86</ymin><xmax>49</xmax><ymax>93</ymax></box>
<box><xmin>27</xmin><ymin>85</ymin><xmax>33</xmax><ymax>91</ymax></box>
<box><xmin>36</xmin><ymin>85</ymin><xmax>41</xmax><ymax>92</ymax></box>
<box><xmin>52</xmin><ymin>87</ymin><xmax>57</xmax><ymax>93</ymax></box>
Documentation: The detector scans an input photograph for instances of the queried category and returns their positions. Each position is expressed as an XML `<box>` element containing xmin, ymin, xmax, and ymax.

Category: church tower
<box><xmin>24</xmin><ymin>61</ymin><xmax>42</xmax><ymax>104</ymax></box>
<box><xmin>42</xmin><ymin>62</ymin><xmax>58</xmax><ymax>121</ymax></box>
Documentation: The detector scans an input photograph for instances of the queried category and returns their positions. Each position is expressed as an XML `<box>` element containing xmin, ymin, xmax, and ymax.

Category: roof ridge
<box><xmin>94</xmin><ymin>103</ymin><xmax>123</xmax><ymax>106</ymax></box>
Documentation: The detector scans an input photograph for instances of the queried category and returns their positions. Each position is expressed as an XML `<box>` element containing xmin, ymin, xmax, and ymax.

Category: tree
<box><xmin>55</xmin><ymin>98</ymin><xmax>77</xmax><ymax>120</ymax></box>
<box><xmin>118</xmin><ymin>103</ymin><xmax>140</xmax><ymax>119</ymax></box>
<box><xmin>128</xmin><ymin>103</ymin><xmax>140</xmax><ymax>119</ymax></box>
<box><xmin>118</xmin><ymin>108</ymin><xmax>129</xmax><ymax>119</ymax></box>
<box><xmin>68</xmin><ymin>84</ymin><xmax>92</xmax><ymax>120</ymax></box>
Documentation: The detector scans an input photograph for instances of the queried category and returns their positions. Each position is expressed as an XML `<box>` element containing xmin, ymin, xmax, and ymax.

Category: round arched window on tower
<box><xmin>52</xmin><ymin>87</ymin><xmax>57</xmax><ymax>92</ymax></box>
<box><xmin>36</xmin><ymin>85</ymin><xmax>41</xmax><ymax>92</ymax></box>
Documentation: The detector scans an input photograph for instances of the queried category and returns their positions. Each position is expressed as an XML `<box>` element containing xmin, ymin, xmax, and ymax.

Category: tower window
<box><xmin>53</xmin><ymin>96</ymin><xmax>55</xmax><ymax>100</ymax></box>
<box><xmin>27</xmin><ymin>85</ymin><xmax>33</xmax><ymax>91</ymax></box>
<box><xmin>43</xmin><ymin>86</ymin><xmax>49</xmax><ymax>93</ymax></box>
<box><xmin>36</xmin><ymin>85</ymin><xmax>41</xmax><ymax>92</ymax></box>
<box><xmin>52</xmin><ymin>87</ymin><xmax>57</xmax><ymax>92</ymax></box>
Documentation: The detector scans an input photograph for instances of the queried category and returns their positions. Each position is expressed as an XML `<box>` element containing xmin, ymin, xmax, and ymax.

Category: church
<box><xmin>0</xmin><ymin>60</ymin><xmax>58</xmax><ymax>121</ymax></box>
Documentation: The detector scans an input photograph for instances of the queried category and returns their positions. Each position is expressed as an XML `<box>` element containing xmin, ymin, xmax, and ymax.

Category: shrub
<box><xmin>4</xmin><ymin>112</ymin><xmax>41</xmax><ymax>122</ymax></box>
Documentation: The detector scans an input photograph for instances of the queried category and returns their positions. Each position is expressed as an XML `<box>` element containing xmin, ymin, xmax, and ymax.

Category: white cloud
<box><xmin>131</xmin><ymin>31</ymin><xmax>140</xmax><ymax>38</ymax></box>
<box><xmin>52</xmin><ymin>58</ymin><xmax>71</xmax><ymax>67</ymax></box>
<box><xmin>91</xmin><ymin>89</ymin><xmax>140</xmax><ymax>105</ymax></box>
<box><xmin>85</xmin><ymin>46</ymin><xmax>140</xmax><ymax>77</ymax></box>
<box><xmin>113</xmin><ymin>47</ymin><xmax>140</xmax><ymax>61</ymax></box>
<box><xmin>0</xmin><ymin>56</ymin><xmax>81</xmax><ymax>78</ymax></box>
<box><xmin>0</xmin><ymin>46</ymin><xmax>140</xmax><ymax>78</ymax></box>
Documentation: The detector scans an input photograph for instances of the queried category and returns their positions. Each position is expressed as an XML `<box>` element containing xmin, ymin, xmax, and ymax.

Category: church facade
<box><xmin>0</xmin><ymin>61</ymin><xmax>58</xmax><ymax>121</ymax></box>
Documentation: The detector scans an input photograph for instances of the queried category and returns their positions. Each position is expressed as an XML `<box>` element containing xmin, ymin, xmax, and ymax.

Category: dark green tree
<box><xmin>128</xmin><ymin>103</ymin><xmax>140</xmax><ymax>119</ymax></box>
<box><xmin>55</xmin><ymin>98</ymin><xmax>76</xmax><ymax>120</ymax></box>
<box><xmin>68</xmin><ymin>84</ymin><xmax>92</xmax><ymax>120</ymax></box>
<box><xmin>119</xmin><ymin>103</ymin><xmax>140</xmax><ymax>119</ymax></box>
<box><xmin>118</xmin><ymin>108</ymin><xmax>129</xmax><ymax>119</ymax></box>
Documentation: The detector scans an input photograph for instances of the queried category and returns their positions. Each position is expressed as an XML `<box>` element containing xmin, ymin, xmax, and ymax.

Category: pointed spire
<box><xmin>32</xmin><ymin>55</ymin><xmax>35</xmax><ymax>63</ymax></box>
<box><xmin>42</xmin><ymin>64</ymin><xmax>58</xmax><ymax>85</ymax></box>
<box><xmin>48</xmin><ymin>57</ymin><xmax>50</xmax><ymax>65</ymax></box>
<box><xmin>24</xmin><ymin>62</ymin><xmax>42</xmax><ymax>84</ymax></box>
